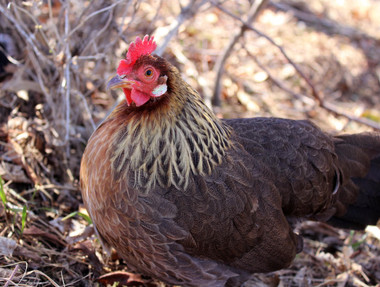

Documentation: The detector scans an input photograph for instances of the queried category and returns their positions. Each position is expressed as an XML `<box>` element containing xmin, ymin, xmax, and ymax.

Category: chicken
<box><xmin>80</xmin><ymin>35</ymin><xmax>380</xmax><ymax>287</ymax></box>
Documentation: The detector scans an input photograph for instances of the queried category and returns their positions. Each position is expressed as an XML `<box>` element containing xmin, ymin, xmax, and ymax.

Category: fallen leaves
<box><xmin>97</xmin><ymin>271</ymin><xmax>160</xmax><ymax>287</ymax></box>
<box><xmin>0</xmin><ymin>237</ymin><xmax>17</xmax><ymax>257</ymax></box>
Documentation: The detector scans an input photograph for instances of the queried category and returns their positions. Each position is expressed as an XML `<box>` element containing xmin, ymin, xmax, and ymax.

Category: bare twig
<box><xmin>211</xmin><ymin>0</ymin><xmax>269</xmax><ymax>106</ymax></box>
<box><xmin>0</xmin><ymin>4</ymin><xmax>53</xmax><ymax>66</ymax></box>
<box><xmin>155</xmin><ymin>0</ymin><xmax>209</xmax><ymax>56</ymax></box>
<box><xmin>214</xmin><ymin>1</ymin><xmax>380</xmax><ymax>130</ymax></box>
<box><xmin>321</xmin><ymin>101</ymin><xmax>380</xmax><ymax>130</ymax></box>
<box><xmin>213</xmin><ymin>0</ymin><xmax>322</xmax><ymax>103</ymax></box>
<box><xmin>148</xmin><ymin>0</ymin><xmax>164</xmax><ymax>31</ymax></box>
<box><xmin>74</xmin><ymin>54</ymin><xmax>107</xmax><ymax>61</ymax></box>
<box><xmin>47</xmin><ymin>0</ymin><xmax>61</xmax><ymax>41</ymax></box>
<box><xmin>244</xmin><ymin>46</ymin><xmax>316</xmax><ymax>107</ymax></box>
<box><xmin>269</xmin><ymin>1</ymin><xmax>376</xmax><ymax>41</ymax></box>
<box><xmin>26</xmin><ymin>270</ymin><xmax>61</xmax><ymax>287</ymax></box>
<box><xmin>3</xmin><ymin>264</ymin><xmax>19</xmax><ymax>287</ymax></box>
<box><xmin>12</xmin><ymin>4</ymin><xmax>56</xmax><ymax>58</ymax></box>
<box><xmin>117</xmin><ymin>0</ymin><xmax>141</xmax><ymax>44</ymax></box>
<box><xmin>80</xmin><ymin>6</ymin><xmax>115</xmax><ymax>56</ymax></box>
<box><xmin>73</xmin><ymin>90</ymin><xmax>97</xmax><ymax>132</ymax></box>
<box><xmin>246</xmin><ymin>46</ymin><xmax>380</xmax><ymax>130</ymax></box>
<box><xmin>67</xmin><ymin>0</ymin><xmax>124</xmax><ymax>39</ymax></box>
<box><xmin>0</xmin><ymin>4</ymin><xmax>55</xmax><ymax>112</ymax></box>
<box><xmin>63</xmin><ymin>2</ymin><xmax>72</xmax><ymax>148</ymax></box>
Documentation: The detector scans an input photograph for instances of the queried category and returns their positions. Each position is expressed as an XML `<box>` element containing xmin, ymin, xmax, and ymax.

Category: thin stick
<box><xmin>117</xmin><ymin>0</ymin><xmax>141</xmax><ymax>44</ymax></box>
<box><xmin>64</xmin><ymin>2</ymin><xmax>72</xmax><ymax>147</ymax></box>
<box><xmin>12</xmin><ymin>3</ymin><xmax>56</xmax><ymax>58</ymax></box>
<box><xmin>213</xmin><ymin>0</ymin><xmax>323</xmax><ymax>103</ymax></box>
<box><xmin>67</xmin><ymin>0</ymin><xmax>124</xmax><ymax>39</ymax></box>
<box><xmin>26</xmin><ymin>270</ymin><xmax>61</xmax><ymax>287</ymax></box>
<box><xmin>321</xmin><ymin>101</ymin><xmax>380</xmax><ymax>130</ymax></box>
<box><xmin>155</xmin><ymin>0</ymin><xmax>209</xmax><ymax>56</ymax></box>
<box><xmin>270</xmin><ymin>2</ymin><xmax>375</xmax><ymax>41</ymax></box>
<box><xmin>212</xmin><ymin>0</ymin><xmax>269</xmax><ymax>106</ymax></box>
<box><xmin>0</xmin><ymin>4</ymin><xmax>54</xmax><ymax>112</ymax></box>
<box><xmin>148</xmin><ymin>0</ymin><xmax>164</xmax><ymax>31</ymax></box>
<box><xmin>0</xmin><ymin>4</ymin><xmax>53</xmax><ymax>66</ymax></box>
<box><xmin>244</xmin><ymin>46</ymin><xmax>315</xmax><ymax>106</ymax></box>
<box><xmin>73</xmin><ymin>90</ymin><xmax>97</xmax><ymax>132</ymax></box>
<box><xmin>48</xmin><ymin>0</ymin><xmax>61</xmax><ymax>43</ymax></box>
<box><xmin>246</xmin><ymin>47</ymin><xmax>380</xmax><ymax>130</ymax></box>
<box><xmin>4</xmin><ymin>264</ymin><xmax>19</xmax><ymax>287</ymax></box>
<box><xmin>81</xmin><ymin>9</ymin><xmax>114</xmax><ymax>56</ymax></box>
<box><xmin>213</xmin><ymin>1</ymin><xmax>380</xmax><ymax>130</ymax></box>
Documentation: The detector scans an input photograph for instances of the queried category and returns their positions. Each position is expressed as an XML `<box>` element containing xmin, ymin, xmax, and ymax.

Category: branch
<box><xmin>215</xmin><ymin>1</ymin><xmax>380</xmax><ymax>130</ymax></box>
<box><xmin>73</xmin><ymin>90</ymin><xmax>96</xmax><ymax>132</ymax></box>
<box><xmin>0</xmin><ymin>4</ymin><xmax>50</xmax><ymax>63</ymax></box>
<box><xmin>244</xmin><ymin>46</ymin><xmax>315</xmax><ymax>107</ymax></box>
<box><xmin>0</xmin><ymin>3</ymin><xmax>54</xmax><ymax>111</ymax></box>
<box><xmin>321</xmin><ymin>102</ymin><xmax>380</xmax><ymax>131</ymax></box>
<box><xmin>3</xmin><ymin>264</ymin><xmax>19</xmax><ymax>287</ymax></box>
<box><xmin>63</xmin><ymin>2</ymin><xmax>72</xmax><ymax>148</ymax></box>
<box><xmin>269</xmin><ymin>1</ymin><xmax>376</xmax><ymax>41</ymax></box>
<box><xmin>67</xmin><ymin>0</ymin><xmax>124</xmax><ymax>39</ymax></box>
<box><xmin>246</xmin><ymin>47</ymin><xmax>380</xmax><ymax>130</ymax></box>
<box><xmin>211</xmin><ymin>0</ymin><xmax>269</xmax><ymax>106</ymax></box>
<box><xmin>155</xmin><ymin>0</ymin><xmax>209</xmax><ymax>56</ymax></box>
<box><xmin>213</xmin><ymin>1</ymin><xmax>322</xmax><ymax>104</ymax></box>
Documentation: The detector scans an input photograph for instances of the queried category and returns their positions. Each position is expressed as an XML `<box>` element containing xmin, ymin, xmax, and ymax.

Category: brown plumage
<box><xmin>80</xmin><ymin>36</ymin><xmax>380</xmax><ymax>287</ymax></box>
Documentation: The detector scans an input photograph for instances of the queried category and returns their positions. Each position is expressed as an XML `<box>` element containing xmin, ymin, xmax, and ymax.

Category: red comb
<box><xmin>117</xmin><ymin>35</ymin><xmax>157</xmax><ymax>75</ymax></box>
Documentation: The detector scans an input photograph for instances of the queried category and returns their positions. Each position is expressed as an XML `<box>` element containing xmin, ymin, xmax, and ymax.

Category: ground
<box><xmin>0</xmin><ymin>0</ymin><xmax>379</xmax><ymax>286</ymax></box>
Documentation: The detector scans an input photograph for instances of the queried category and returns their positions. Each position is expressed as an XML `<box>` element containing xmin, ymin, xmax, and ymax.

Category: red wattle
<box><xmin>123</xmin><ymin>88</ymin><xmax>133</xmax><ymax>105</ymax></box>
<box><xmin>131</xmin><ymin>89</ymin><xmax>150</xmax><ymax>107</ymax></box>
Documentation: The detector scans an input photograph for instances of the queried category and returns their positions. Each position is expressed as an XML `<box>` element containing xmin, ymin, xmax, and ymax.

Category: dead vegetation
<box><xmin>0</xmin><ymin>0</ymin><xmax>379</xmax><ymax>286</ymax></box>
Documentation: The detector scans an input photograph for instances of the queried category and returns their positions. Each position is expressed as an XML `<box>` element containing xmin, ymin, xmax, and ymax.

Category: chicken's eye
<box><xmin>144</xmin><ymin>68</ymin><xmax>153</xmax><ymax>78</ymax></box>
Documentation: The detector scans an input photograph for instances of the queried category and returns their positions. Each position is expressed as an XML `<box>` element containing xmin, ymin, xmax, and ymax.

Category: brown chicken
<box><xmin>80</xmin><ymin>36</ymin><xmax>380</xmax><ymax>287</ymax></box>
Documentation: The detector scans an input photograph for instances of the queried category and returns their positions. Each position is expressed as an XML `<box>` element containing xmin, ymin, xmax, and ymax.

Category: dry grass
<box><xmin>0</xmin><ymin>0</ymin><xmax>379</xmax><ymax>286</ymax></box>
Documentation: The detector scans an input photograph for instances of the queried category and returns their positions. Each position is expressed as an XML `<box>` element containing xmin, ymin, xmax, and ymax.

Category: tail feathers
<box><xmin>350</xmin><ymin>156</ymin><xmax>380</xmax><ymax>227</ymax></box>
<box><xmin>335</xmin><ymin>133</ymin><xmax>380</xmax><ymax>181</ymax></box>
<box><xmin>328</xmin><ymin>158</ymin><xmax>380</xmax><ymax>229</ymax></box>
<box><xmin>328</xmin><ymin>132</ymin><xmax>380</xmax><ymax>230</ymax></box>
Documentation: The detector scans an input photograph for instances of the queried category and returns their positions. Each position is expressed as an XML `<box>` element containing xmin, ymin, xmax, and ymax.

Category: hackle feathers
<box><xmin>109</xmin><ymin>86</ymin><xmax>231</xmax><ymax>193</ymax></box>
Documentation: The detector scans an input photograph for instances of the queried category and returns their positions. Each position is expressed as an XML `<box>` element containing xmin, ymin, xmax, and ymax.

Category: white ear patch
<box><xmin>152</xmin><ymin>84</ymin><xmax>167</xmax><ymax>97</ymax></box>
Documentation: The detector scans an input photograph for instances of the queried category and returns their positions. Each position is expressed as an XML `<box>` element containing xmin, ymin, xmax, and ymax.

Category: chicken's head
<box><xmin>107</xmin><ymin>35</ymin><xmax>168</xmax><ymax>107</ymax></box>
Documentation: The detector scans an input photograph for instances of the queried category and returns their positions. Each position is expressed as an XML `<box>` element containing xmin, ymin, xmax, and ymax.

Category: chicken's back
<box><xmin>225</xmin><ymin>117</ymin><xmax>380</xmax><ymax>228</ymax></box>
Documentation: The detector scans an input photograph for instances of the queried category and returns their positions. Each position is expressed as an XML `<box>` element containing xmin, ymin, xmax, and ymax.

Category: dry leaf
<box><xmin>0</xmin><ymin>162</ymin><xmax>31</xmax><ymax>183</ymax></box>
<box><xmin>97</xmin><ymin>271</ymin><xmax>157</xmax><ymax>287</ymax></box>
<box><xmin>0</xmin><ymin>237</ymin><xmax>17</xmax><ymax>256</ymax></box>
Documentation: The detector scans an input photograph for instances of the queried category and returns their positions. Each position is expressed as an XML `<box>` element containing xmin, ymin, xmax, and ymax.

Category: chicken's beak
<box><xmin>106</xmin><ymin>75</ymin><xmax>136</xmax><ymax>91</ymax></box>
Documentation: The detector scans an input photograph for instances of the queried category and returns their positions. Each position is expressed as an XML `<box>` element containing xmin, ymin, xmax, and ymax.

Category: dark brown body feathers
<box><xmin>80</xmin><ymin>55</ymin><xmax>380</xmax><ymax>287</ymax></box>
